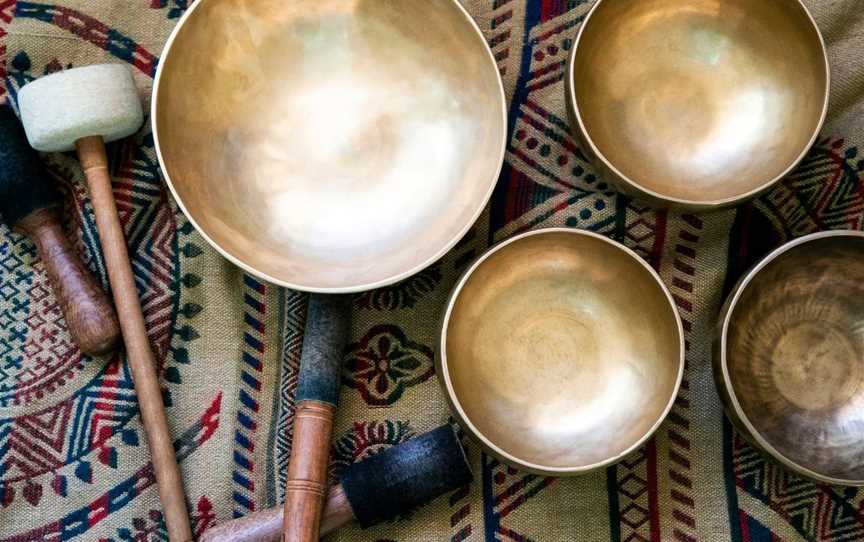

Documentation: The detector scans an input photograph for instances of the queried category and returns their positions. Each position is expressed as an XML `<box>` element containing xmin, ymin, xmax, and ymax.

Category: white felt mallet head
<box><xmin>18</xmin><ymin>64</ymin><xmax>143</xmax><ymax>152</ymax></box>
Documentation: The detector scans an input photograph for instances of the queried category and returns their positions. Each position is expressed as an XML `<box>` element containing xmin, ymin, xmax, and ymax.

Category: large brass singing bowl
<box><xmin>439</xmin><ymin>229</ymin><xmax>684</xmax><ymax>474</ymax></box>
<box><xmin>566</xmin><ymin>0</ymin><xmax>829</xmax><ymax>209</ymax></box>
<box><xmin>153</xmin><ymin>0</ymin><xmax>506</xmax><ymax>292</ymax></box>
<box><xmin>717</xmin><ymin>231</ymin><xmax>864</xmax><ymax>485</ymax></box>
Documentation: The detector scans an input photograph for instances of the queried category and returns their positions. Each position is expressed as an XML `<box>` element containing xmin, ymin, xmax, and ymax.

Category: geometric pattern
<box><xmin>609</xmin><ymin>443</ymin><xmax>661</xmax><ymax>542</ymax></box>
<box><xmin>664</xmin><ymin>215</ymin><xmax>704</xmax><ymax>542</ymax></box>
<box><xmin>730</xmin><ymin>425</ymin><xmax>864</xmax><ymax>542</ymax></box>
<box><xmin>1</xmin><ymin>393</ymin><xmax>221</xmax><ymax>541</ymax></box>
<box><xmin>757</xmin><ymin>138</ymin><xmax>864</xmax><ymax>237</ymax></box>
<box><xmin>272</xmin><ymin>289</ymin><xmax>306</xmax><ymax>503</ymax></box>
<box><xmin>231</xmin><ymin>274</ymin><xmax>267</xmax><ymax>518</ymax></box>
<box><xmin>342</xmin><ymin>325</ymin><xmax>435</xmax><ymax>407</ymax></box>
<box><xmin>482</xmin><ymin>454</ymin><xmax>557</xmax><ymax>542</ymax></box>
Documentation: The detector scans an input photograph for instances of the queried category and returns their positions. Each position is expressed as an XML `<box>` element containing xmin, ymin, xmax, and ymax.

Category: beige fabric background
<box><xmin>1</xmin><ymin>1</ymin><xmax>863</xmax><ymax>541</ymax></box>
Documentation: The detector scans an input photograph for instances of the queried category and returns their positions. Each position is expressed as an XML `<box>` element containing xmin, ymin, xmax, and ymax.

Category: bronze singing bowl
<box><xmin>566</xmin><ymin>0</ymin><xmax>829</xmax><ymax>209</ymax></box>
<box><xmin>152</xmin><ymin>0</ymin><xmax>506</xmax><ymax>292</ymax></box>
<box><xmin>439</xmin><ymin>229</ymin><xmax>684</xmax><ymax>474</ymax></box>
<box><xmin>717</xmin><ymin>231</ymin><xmax>864</xmax><ymax>485</ymax></box>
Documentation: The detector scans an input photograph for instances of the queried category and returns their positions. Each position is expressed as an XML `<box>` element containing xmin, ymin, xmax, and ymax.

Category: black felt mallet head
<box><xmin>0</xmin><ymin>104</ymin><xmax>62</xmax><ymax>225</ymax></box>
<box><xmin>200</xmin><ymin>424</ymin><xmax>474</xmax><ymax>542</ymax></box>
<box><xmin>0</xmin><ymin>104</ymin><xmax>120</xmax><ymax>355</ymax></box>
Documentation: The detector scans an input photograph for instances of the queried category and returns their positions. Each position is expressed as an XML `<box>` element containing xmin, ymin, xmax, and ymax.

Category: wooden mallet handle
<box><xmin>284</xmin><ymin>401</ymin><xmax>337</xmax><ymax>542</ymax></box>
<box><xmin>76</xmin><ymin>135</ymin><xmax>192</xmax><ymax>542</ymax></box>
<box><xmin>283</xmin><ymin>295</ymin><xmax>352</xmax><ymax>542</ymax></box>
<box><xmin>202</xmin><ymin>485</ymin><xmax>353</xmax><ymax>542</ymax></box>
<box><xmin>15</xmin><ymin>206</ymin><xmax>120</xmax><ymax>355</ymax></box>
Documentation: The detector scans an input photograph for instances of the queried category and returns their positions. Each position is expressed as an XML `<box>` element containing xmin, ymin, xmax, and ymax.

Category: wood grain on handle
<box><xmin>200</xmin><ymin>485</ymin><xmax>353</xmax><ymax>542</ymax></box>
<box><xmin>76</xmin><ymin>135</ymin><xmax>193</xmax><ymax>542</ymax></box>
<box><xmin>283</xmin><ymin>401</ymin><xmax>337</xmax><ymax>542</ymax></box>
<box><xmin>15</xmin><ymin>206</ymin><xmax>120</xmax><ymax>355</ymax></box>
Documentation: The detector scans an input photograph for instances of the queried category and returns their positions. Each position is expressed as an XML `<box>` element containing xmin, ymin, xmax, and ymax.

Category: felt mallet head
<box><xmin>0</xmin><ymin>104</ymin><xmax>62</xmax><ymax>224</ymax></box>
<box><xmin>18</xmin><ymin>64</ymin><xmax>143</xmax><ymax>152</ymax></box>
<box><xmin>0</xmin><ymin>104</ymin><xmax>120</xmax><ymax>355</ymax></box>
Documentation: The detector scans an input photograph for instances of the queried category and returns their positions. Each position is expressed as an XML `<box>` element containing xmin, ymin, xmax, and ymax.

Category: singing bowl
<box><xmin>566</xmin><ymin>0</ymin><xmax>829</xmax><ymax>209</ymax></box>
<box><xmin>439</xmin><ymin>229</ymin><xmax>684</xmax><ymax>474</ymax></box>
<box><xmin>716</xmin><ymin>231</ymin><xmax>864</xmax><ymax>485</ymax></box>
<box><xmin>153</xmin><ymin>0</ymin><xmax>506</xmax><ymax>292</ymax></box>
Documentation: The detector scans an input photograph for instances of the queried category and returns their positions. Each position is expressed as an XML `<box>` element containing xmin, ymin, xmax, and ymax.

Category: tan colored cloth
<box><xmin>1</xmin><ymin>1</ymin><xmax>862</xmax><ymax>540</ymax></box>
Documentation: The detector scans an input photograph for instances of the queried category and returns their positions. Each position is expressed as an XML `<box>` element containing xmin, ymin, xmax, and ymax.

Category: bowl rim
<box><xmin>565</xmin><ymin>0</ymin><xmax>831</xmax><ymax>208</ymax></box>
<box><xmin>151</xmin><ymin>0</ymin><xmax>508</xmax><ymax>293</ymax></box>
<box><xmin>438</xmin><ymin>227</ymin><xmax>686</xmax><ymax>475</ymax></box>
<box><xmin>719</xmin><ymin>229</ymin><xmax>864</xmax><ymax>486</ymax></box>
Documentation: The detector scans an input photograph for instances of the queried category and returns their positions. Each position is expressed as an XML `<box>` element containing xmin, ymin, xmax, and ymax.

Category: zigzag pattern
<box><xmin>274</xmin><ymin>290</ymin><xmax>306</xmax><ymax>499</ymax></box>
<box><xmin>665</xmin><ymin>214</ymin><xmax>703</xmax><ymax>542</ymax></box>
<box><xmin>2</xmin><ymin>393</ymin><xmax>221</xmax><ymax>542</ymax></box>
<box><xmin>483</xmin><ymin>454</ymin><xmax>556</xmax><ymax>541</ymax></box>
<box><xmin>0</xmin><ymin>356</ymin><xmax>137</xmax><ymax>485</ymax></box>
<box><xmin>232</xmin><ymin>274</ymin><xmax>267</xmax><ymax>518</ymax></box>
<box><xmin>733</xmin><ymin>432</ymin><xmax>864</xmax><ymax>541</ymax></box>
<box><xmin>114</xmin><ymin>137</ymin><xmax>178</xmax><ymax>362</ymax></box>
<box><xmin>758</xmin><ymin>138</ymin><xmax>864</xmax><ymax>235</ymax></box>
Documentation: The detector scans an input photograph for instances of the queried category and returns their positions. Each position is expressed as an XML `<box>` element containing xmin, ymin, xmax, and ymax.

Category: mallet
<box><xmin>284</xmin><ymin>294</ymin><xmax>352</xmax><ymax>542</ymax></box>
<box><xmin>17</xmin><ymin>64</ymin><xmax>192</xmax><ymax>542</ymax></box>
<box><xmin>201</xmin><ymin>424</ymin><xmax>472</xmax><ymax>542</ymax></box>
<box><xmin>0</xmin><ymin>104</ymin><xmax>120</xmax><ymax>355</ymax></box>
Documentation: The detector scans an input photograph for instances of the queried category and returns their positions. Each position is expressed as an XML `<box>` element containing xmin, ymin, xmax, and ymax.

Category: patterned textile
<box><xmin>0</xmin><ymin>1</ymin><xmax>862</xmax><ymax>540</ymax></box>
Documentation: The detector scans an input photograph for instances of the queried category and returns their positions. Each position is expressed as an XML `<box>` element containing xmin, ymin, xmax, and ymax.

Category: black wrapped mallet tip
<box><xmin>339</xmin><ymin>424</ymin><xmax>473</xmax><ymax>528</ymax></box>
<box><xmin>0</xmin><ymin>104</ymin><xmax>62</xmax><ymax>226</ymax></box>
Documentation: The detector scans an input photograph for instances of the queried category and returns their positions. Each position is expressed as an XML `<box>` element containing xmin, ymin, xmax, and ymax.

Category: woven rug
<box><xmin>1</xmin><ymin>1</ymin><xmax>863</xmax><ymax>540</ymax></box>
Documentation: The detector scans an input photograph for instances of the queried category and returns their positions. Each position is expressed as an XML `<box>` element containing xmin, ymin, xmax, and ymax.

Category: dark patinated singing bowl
<box><xmin>717</xmin><ymin>231</ymin><xmax>864</xmax><ymax>485</ymax></box>
<box><xmin>439</xmin><ymin>229</ymin><xmax>684</xmax><ymax>475</ymax></box>
<box><xmin>567</xmin><ymin>0</ymin><xmax>829</xmax><ymax>208</ymax></box>
<box><xmin>153</xmin><ymin>0</ymin><xmax>506</xmax><ymax>292</ymax></box>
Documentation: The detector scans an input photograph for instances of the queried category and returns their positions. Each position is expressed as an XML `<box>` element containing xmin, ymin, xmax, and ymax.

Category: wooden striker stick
<box><xmin>76</xmin><ymin>135</ymin><xmax>193</xmax><ymax>542</ymax></box>
<box><xmin>203</xmin><ymin>485</ymin><xmax>352</xmax><ymax>542</ymax></box>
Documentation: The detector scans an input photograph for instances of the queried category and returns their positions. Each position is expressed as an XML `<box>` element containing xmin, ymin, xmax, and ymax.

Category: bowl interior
<box><xmin>571</xmin><ymin>0</ymin><xmax>827</xmax><ymax>204</ymax></box>
<box><xmin>726</xmin><ymin>235</ymin><xmax>864</xmax><ymax>482</ymax></box>
<box><xmin>154</xmin><ymin>0</ymin><xmax>504</xmax><ymax>291</ymax></box>
<box><xmin>443</xmin><ymin>231</ymin><xmax>682</xmax><ymax>471</ymax></box>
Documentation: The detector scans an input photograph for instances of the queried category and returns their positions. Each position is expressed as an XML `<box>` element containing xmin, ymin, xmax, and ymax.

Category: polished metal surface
<box><xmin>566</xmin><ymin>0</ymin><xmax>829</xmax><ymax>208</ymax></box>
<box><xmin>717</xmin><ymin>231</ymin><xmax>864</xmax><ymax>485</ymax></box>
<box><xmin>439</xmin><ymin>229</ymin><xmax>684</xmax><ymax>474</ymax></box>
<box><xmin>153</xmin><ymin>0</ymin><xmax>506</xmax><ymax>292</ymax></box>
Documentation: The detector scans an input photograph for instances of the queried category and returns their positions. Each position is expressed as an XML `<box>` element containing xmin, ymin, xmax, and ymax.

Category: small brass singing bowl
<box><xmin>717</xmin><ymin>231</ymin><xmax>864</xmax><ymax>485</ymax></box>
<box><xmin>566</xmin><ymin>0</ymin><xmax>829</xmax><ymax>209</ymax></box>
<box><xmin>153</xmin><ymin>0</ymin><xmax>506</xmax><ymax>292</ymax></box>
<box><xmin>439</xmin><ymin>229</ymin><xmax>684</xmax><ymax>474</ymax></box>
